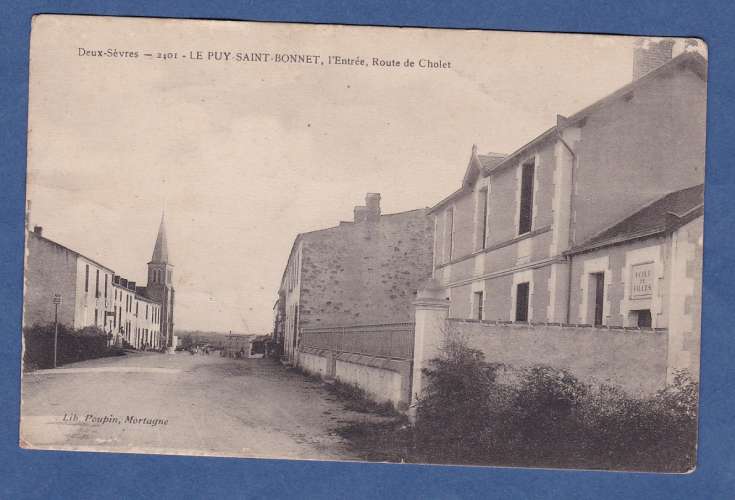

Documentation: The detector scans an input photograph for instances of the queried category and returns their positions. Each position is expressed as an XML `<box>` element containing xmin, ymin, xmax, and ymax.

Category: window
<box><xmin>473</xmin><ymin>291</ymin><xmax>484</xmax><ymax>320</ymax></box>
<box><xmin>84</xmin><ymin>264</ymin><xmax>89</xmax><ymax>292</ymax></box>
<box><xmin>478</xmin><ymin>188</ymin><xmax>489</xmax><ymax>249</ymax></box>
<box><xmin>146</xmin><ymin>304</ymin><xmax>149</xmax><ymax>319</ymax></box>
<box><xmin>592</xmin><ymin>272</ymin><xmax>605</xmax><ymax>326</ymax></box>
<box><xmin>635</xmin><ymin>309</ymin><xmax>652</xmax><ymax>328</ymax></box>
<box><xmin>95</xmin><ymin>269</ymin><xmax>100</xmax><ymax>298</ymax></box>
<box><xmin>518</xmin><ymin>161</ymin><xmax>535</xmax><ymax>235</ymax></box>
<box><xmin>135</xmin><ymin>302</ymin><xmax>139</xmax><ymax>317</ymax></box>
<box><xmin>104</xmin><ymin>274</ymin><xmax>108</xmax><ymax>299</ymax></box>
<box><xmin>515</xmin><ymin>282</ymin><xmax>530</xmax><ymax>322</ymax></box>
<box><xmin>94</xmin><ymin>308</ymin><xmax>98</xmax><ymax>326</ymax></box>
<box><xmin>446</xmin><ymin>207</ymin><xmax>455</xmax><ymax>261</ymax></box>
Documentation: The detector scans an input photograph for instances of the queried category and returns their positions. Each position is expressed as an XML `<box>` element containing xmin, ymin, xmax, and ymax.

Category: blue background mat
<box><xmin>1</xmin><ymin>1</ymin><xmax>733</xmax><ymax>498</ymax></box>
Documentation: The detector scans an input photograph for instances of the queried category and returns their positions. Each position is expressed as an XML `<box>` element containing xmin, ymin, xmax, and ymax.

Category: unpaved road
<box><xmin>21</xmin><ymin>351</ymin><xmax>365</xmax><ymax>461</ymax></box>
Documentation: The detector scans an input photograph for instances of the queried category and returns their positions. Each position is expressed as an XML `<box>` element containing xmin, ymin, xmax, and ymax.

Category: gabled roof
<box><xmin>429</xmin><ymin>50</ymin><xmax>707</xmax><ymax>214</ymax></box>
<box><xmin>28</xmin><ymin>230</ymin><xmax>115</xmax><ymax>273</ymax></box>
<box><xmin>150</xmin><ymin>212</ymin><xmax>170</xmax><ymax>264</ymax></box>
<box><xmin>483</xmin><ymin>51</ymin><xmax>707</xmax><ymax>178</ymax></box>
<box><xmin>429</xmin><ymin>147</ymin><xmax>506</xmax><ymax>214</ymax></box>
<box><xmin>477</xmin><ymin>152</ymin><xmax>506</xmax><ymax>173</ymax></box>
<box><xmin>567</xmin><ymin>184</ymin><xmax>704</xmax><ymax>254</ymax></box>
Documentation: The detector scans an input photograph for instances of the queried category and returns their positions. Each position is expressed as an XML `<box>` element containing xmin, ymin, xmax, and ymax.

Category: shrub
<box><xmin>411</xmin><ymin>331</ymin><xmax>699</xmax><ymax>471</ymax></box>
<box><xmin>414</xmin><ymin>330</ymin><xmax>506</xmax><ymax>464</ymax></box>
<box><xmin>23</xmin><ymin>323</ymin><xmax>112</xmax><ymax>370</ymax></box>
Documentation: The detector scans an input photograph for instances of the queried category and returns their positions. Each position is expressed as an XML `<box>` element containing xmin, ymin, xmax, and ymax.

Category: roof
<box><xmin>478</xmin><ymin>153</ymin><xmax>506</xmax><ymax>172</ymax></box>
<box><xmin>484</xmin><ymin>51</ymin><xmax>707</xmax><ymax>177</ymax></box>
<box><xmin>150</xmin><ymin>212</ymin><xmax>170</xmax><ymax>264</ymax></box>
<box><xmin>429</xmin><ymin>51</ymin><xmax>707</xmax><ymax>213</ymax></box>
<box><xmin>567</xmin><ymin>184</ymin><xmax>704</xmax><ymax>254</ymax></box>
<box><xmin>28</xmin><ymin>231</ymin><xmax>115</xmax><ymax>273</ymax></box>
<box><xmin>430</xmin><ymin>148</ymin><xmax>506</xmax><ymax>213</ymax></box>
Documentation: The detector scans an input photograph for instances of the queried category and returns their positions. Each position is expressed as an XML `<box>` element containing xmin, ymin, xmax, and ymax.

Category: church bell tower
<box><xmin>147</xmin><ymin>213</ymin><xmax>175</xmax><ymax>348</ymax></box>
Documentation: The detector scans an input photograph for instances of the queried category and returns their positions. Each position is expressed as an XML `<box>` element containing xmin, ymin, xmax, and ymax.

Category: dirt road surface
<box><xmin>21</xmin><ymin>351</ymin><xmax>367</xmax><ymax>461</ymax></box>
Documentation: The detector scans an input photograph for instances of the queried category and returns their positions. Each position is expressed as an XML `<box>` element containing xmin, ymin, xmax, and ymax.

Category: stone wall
<box><xmin>447</xmin><ymin>319</ymin><xmax>669</xmax><ymax>395</ymax></box>
<box><xmin>298</xmin><ymin>208</ymin><xmax>433</xmax><ymax>328</ymax></box>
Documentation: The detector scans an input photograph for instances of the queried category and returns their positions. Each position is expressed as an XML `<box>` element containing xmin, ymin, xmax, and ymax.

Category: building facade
<box><xmin>430</xmin><ymin>51</ymin><xmax>706</xmax><ymax>325</ymax></box>
<box><xmin>426</xmin><ymin>50</ymin><xmax>706</xmax><ymax>386</ymax></box>
<box><xmin>276</xmin><ymin>193</ymin><xmax>434</xmax><ymax>363</ymax></box>
<box><xmin>23</xmin><ymin>215</ymin><xmax>175</xmax><ymax>351</ymax></box>
<box><xmin>566</xmin><ymin>185</ymin><xmax>704</xmax><ymax>379</ymax></box>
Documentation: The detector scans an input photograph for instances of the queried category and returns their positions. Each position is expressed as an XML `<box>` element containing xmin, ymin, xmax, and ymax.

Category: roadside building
<box><xmin>430</xmin><ymin>50</ymin><xmax>705</xmax><ymax>325</ymax></box>
<box><xmin>111</xmin><ymin>276</ymin><xmax>162</xmax><ymax>350</ymax></box>
<box><xmin>24</xmin><ymin>226</ymin><xmax>117</xmax><ymax>332</ymax></box>
<box><xmin>223</xmin><ymin>334</ymin><xmax>253</xmax><ymax>358</ymax></box>
<box><xmin>566</xmin><ymin>184</ymin><xmax>703</xmax><ymax>379</ymax></box>
<box><xmin>418</xmin><ymin>49</ymin><xmax>706</xmax><ymax>394</ymax></box>
<box><xmin>276</xmin><ymin>193</ymin><xmax>434</xmax><ymax>364</ymax></box>
<box><xmin>23</xmin><ymin>213</ymin><xmax>176</xmax><ymax>351</ymax></box>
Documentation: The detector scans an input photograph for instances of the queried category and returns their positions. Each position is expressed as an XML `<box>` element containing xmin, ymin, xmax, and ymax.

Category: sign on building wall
<box><xmin>630</xmin><ymin>262</ymin><xmax>654</xmax><ymax>299</ymax></box>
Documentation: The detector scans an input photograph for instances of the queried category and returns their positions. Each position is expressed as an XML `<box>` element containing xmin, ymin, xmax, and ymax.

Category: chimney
<box><xmin>33</xmin><ymin>225</ymin><xmax>43</xmax><ymax>236</ymax></box>
<box><xmin>354</xmin><ymin>206</ymin><xmax>370</xmax><ymax>223</ymax></box>
<box><xmin>365</xmin><ymin>193</ymin><xmax>381</xmax><ymax>216</ymax></box>
<box><xmin>353</xmin><ymin>193</ymin><xmax>381</xmax><ymax>223</ymax></box>
<box><xmin>633</xmin><ymin>38</ymin><xmax>675</xmax><ymax>80</ymax></box>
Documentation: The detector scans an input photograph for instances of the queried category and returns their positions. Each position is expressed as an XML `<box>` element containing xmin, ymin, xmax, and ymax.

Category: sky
<box><xmin>26</xmin><ymin>15</ymin><xmax>691</xmax><ymax>334</ymax></box>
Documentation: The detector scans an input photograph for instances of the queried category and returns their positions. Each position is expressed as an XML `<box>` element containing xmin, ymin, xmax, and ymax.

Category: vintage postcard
<box><xmin>21</xmin><ymin>14</ymin><xmax>706</xmax><ymax>471</ymax></box>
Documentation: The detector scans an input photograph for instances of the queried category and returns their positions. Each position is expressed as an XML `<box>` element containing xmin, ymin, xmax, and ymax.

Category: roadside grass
<box><xmin>325</xmin><ymin>379</ymin><xmax>400</xmax><ymax>416</ymax></box>
<box><xmin>286</xmin><ymin>365</ymin><xmax>413</xmax><ymax>461</ymax></box>
<box><xmin>334</xmin><ymin>418</ymin><xmax>413</xmax><ymax>463</ymax></box>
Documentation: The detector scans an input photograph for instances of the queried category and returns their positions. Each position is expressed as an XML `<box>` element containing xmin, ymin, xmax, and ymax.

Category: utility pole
<box><xmin>53</xmin><ymin>294</ymin><xmax>62</xmax><ymax>368</ymax></box>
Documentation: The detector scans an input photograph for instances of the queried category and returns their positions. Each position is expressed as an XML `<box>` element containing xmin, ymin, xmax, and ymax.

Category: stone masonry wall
<box><xmin>298</xmin><ymin>209</ymin><xmax>434</xmax><ymax>328</ymax></box>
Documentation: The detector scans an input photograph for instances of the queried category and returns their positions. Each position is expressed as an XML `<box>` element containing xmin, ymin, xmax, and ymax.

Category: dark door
<box><xmin>515</xmin><ymin>282</ymin><xmax>529</xmax><ymax>322</ymax></box>
<box><xmin>292</xmin><ymin>305</ymin><xmax>299</xmax><ymax>354</ymax></box>
<box><xmin>593</xmin><ymin>272</ymin><xmax>605</xmax><ymax>326</ymax></box>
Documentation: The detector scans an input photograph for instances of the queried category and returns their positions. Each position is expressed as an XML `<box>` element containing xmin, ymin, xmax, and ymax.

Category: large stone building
<box><xmin>423</xmin><ymin>49</ymin><xmax>706</xmax><ymax>390</ymax></box>
<box><xmin>23</xmin><ymin>214</ymin><xmax>176</xmax><ymax>350</ymax></box>
<box><xmin>274</xmin><ymin>193</ymin><xmax>434</xmax><ymax>363</ymax></box>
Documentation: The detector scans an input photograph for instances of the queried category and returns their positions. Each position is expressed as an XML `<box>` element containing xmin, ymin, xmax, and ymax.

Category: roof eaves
<box><xmin>565</xmin><ymin>51</ymin><xmax>707</xmax><ymax>127</ymax></box>
<box><xmin>481</xmin><ymin>126</ymin><xmax>559</xmax><ymax>177</ymax></box>
<box><xmin>565</xmin><ymin>227</ymin><xmax>667</xmax><ymax>255</ymax></box>
<box><xmin>31</xmin><ymin>231</ymin><xmax>116</xmax><ymax>273</ymax></box>
<box><xmin>482</xmin><ymin>52</ymin><xmax>707</xmax><ymax>179</ymax></box>
<box><xmin>428</xmin><ymin>186</ymin><xmax>467</xmax><ymax>214</ymax></box>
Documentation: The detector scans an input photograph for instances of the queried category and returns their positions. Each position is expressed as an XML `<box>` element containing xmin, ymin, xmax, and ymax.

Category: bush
<box><xmin>414</xmin><ymin>331</ymin><xmax>508</xmax><ymax>464</ymax></box>
<box><xmin>23</xmin><ymin>323</ymin><xmax>113</xmax><ymax>370</ymax></box>
<box><xmin>412</xmin><ymin>332</ymin><xmax>699</xmax><ymax>471</ymax></box>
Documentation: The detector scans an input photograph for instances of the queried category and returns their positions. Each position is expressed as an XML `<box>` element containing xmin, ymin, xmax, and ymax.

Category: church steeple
<box><xmin>146</xmin><ymin>212</ymin><xmax>175</xmax><ymax>349</ymax></box>
<box><xmin>150</xmin><ymin>212</ymin><xmax>170</xmax><ymax>264</ymax></box>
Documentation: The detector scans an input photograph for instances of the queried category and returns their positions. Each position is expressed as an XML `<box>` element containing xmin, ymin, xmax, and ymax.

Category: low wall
<box><xmin>298</xmin><ymin>347</ymin><xmax>412</xmax><ymax>409</ymax></box>
<box><xmin>448</xmin><ymin>319</ymin><xmax>669</xmax><ymax>395</ymax></box>
<box><xmin>299</xmin><ymin>349</ymin><xmax>332</xmax><ymax>378</ymax></box>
